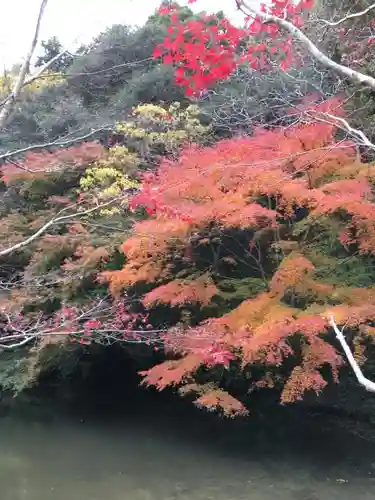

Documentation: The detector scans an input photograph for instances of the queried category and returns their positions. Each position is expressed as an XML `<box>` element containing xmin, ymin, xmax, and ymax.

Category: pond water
<box><xmin>1</xmin><ymin>390</ymin><xmax>375</xmax><ymax>500</ymax></box>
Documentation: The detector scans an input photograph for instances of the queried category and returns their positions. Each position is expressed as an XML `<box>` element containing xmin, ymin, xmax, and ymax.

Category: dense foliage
<box><xmin>102</xmin><ymin>97</ymin><xmax>375</xmax><ymax>416</ymax></box>
<box><xmin>2</xmin><ymin>0</ymin><xmax>375</xmax><ymax>418</ymax></box>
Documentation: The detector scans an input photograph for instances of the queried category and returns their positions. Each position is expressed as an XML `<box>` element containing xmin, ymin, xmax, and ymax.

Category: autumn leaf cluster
<box><xmin>103</xmin><ymin>97</ymin><xmax>375</xmax><ymax>416</ymax></box>
<box><xmin>153</xmin><ymin>0</ymin><xmax>315</xmax><ymax>95</ymax></box>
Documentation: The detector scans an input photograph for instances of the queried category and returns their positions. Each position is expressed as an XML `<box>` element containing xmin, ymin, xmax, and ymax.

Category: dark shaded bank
<box><xmin>1</xmin><ymin>346</ymin><xmax>375</xmax><ymax>499</ymax></box>
<box><xmin>0</xmin><ymin>343</ymin><xmax>374</xmax><ymax>431</ymax></box>
<box><xmin>2</xmin><ymin>343</ymin><xmax>375</xmax><ymax>428</ymax></box>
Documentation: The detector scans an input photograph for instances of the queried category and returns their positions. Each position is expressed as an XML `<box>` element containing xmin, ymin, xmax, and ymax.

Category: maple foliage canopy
<box><xmin>3</xmin><ymin>0</ymin><xmax>375</xmax><ymax>414</ymax></box>
<box><xmin>153</xmin><ymin>0</ymin><xmax>375</xmax><ymax>100</ymax></box>
<box><xmin>153</xmin><ymin>0</ymin><xmax>315</xmax><ymax>95</ymax></box>
<box><xmin>103</xmin><ymin>96</ymin><xmax>375</xmax><ymax>416</ymax></box>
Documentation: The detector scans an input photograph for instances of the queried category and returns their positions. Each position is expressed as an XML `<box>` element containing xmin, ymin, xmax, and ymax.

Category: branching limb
<box><xmin>0</xmin><ymin>126</ymin><xmax>113</xmax><ymax>162</ymax></box>
<box><xmin>0</xmin><ymin>56</ymin><xmax>149</xmax><ymax>114</ymax></box>
<box><xmin>329</xmin><ymin>314</ymin><xmax>375</xmax><ymax>393</ymax></box>
<box><xmin>0</xmin><ymin>50</ymin><xmax>68</xmax><ymax>111</ymax></box>
<box><xmin>306</xmin><ymin>110</ymin><xmax>375</xmax><ymax>150</ymax></box>
<box><xmin>237</xmin><ymin>0</ymin><xmax>375</xmax><ymax>90</ymax></box>
<box><xmin>0</xmin><ymin>329</ymin><xmax>167</xmax><ymax>350</ymax></box>
<box><xmin>320</xmin><ymin>3</ymin><xmax>375</xmax><ymax>27</ymax></box>
<box><xmin>0</xmin><ymin>0</ymin><xmax>52</xmax><ymax>128</ymax></box>
<box><xmin>0</xmin><ymin>299</ymin><xmax>168</xmax><ymax>351</ymax></box>
<box><xmin>0</xmin><ymin>197</ymin><xmax>124</xmax><ymax>257</ymax></box>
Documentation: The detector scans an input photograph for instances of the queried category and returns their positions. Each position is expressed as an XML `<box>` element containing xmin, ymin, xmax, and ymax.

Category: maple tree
<box><xmin>103</xmin><ymin>96</ymin><xmax>375</xmax><ymax>416</ymax></box>
<box><xmin>152</xmin><ymin>0</ymin><xmax>375</xmax><ymax>99</ymax></box>
<box><xmin>3</xmin><ymin>0</ymin><xmax>375</xmax><ymax>418</ymax></box>
<box><xmin>0</xmin><ymin>96</ymin><xmax>212</xmax><ymax>390</ymax></box>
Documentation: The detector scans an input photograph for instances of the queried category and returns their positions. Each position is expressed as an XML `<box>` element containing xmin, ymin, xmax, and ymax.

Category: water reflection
<box><xmin>1</xmin><ymin>393</ymin><xmax>375</xmax><ymax>500</ymax></box>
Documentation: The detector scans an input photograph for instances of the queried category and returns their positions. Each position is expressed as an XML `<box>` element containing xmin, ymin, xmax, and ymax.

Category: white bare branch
<box><xmin>0</xmin><ymin>0</ymin><xmax>49</xmax><ymax>128</ymax></box>
<box><xmin>0</xmin><ymin>50</ymin><xmax>68</xmax><ymax>111</ymax></box>
<box><xmin>0</xmin><ymin>196</ymin><xmax>123</xmax><ymax>258</ymax></box>
<box><xmin>0</xmin><ymin>126</ymin><xmax>112</xmax><ymax>161</ymax></box>
<box><xmin>329</xmin><ymin>314</ymin><xmax>375</xmax><ymax>393</ymax></box>
<box><xmin>321</xmin><ymin>3</ymin><xmax>375</xmax><ymax>27</ymax></box>
<box><xmin>307</xmin><ymin>110</ymin><xmax>375</xmax><ymax>150</ymax></box>
<box><xmin>0</xmin><ymin>0</ymin><xmax>68</xmax><ymax>129</ymax></box>
<box><xmin>237</xmin><ymin>0</ymin><xmax>375</xmax><ymax>91</ymax></box>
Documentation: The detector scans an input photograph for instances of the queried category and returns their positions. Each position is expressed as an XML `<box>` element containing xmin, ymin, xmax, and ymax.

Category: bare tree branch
<box><xmin>321</xmin><ymin>3</ymin><xmax>375</xmax><ymax>27</ymax></box>
<box><xmin>0</xmin><ymin>329</ymin><xmax>167</xmax><ymax>350</ymax></box>
<box><xmin>0</xmin><ymin>126</ymin><xmax>112</xmax><ymax>161</ymax></box>
<box><xmin>0</xmin><ymin>0</ymin><xmax>50</xmax><ymax>128</ymax></box>
<box><xmin>308</xmin><ymin>110</ymin><xmax>375</xmax><ymax>150</ymax></box>
<box><xmin>329</xmin><ymin>314</ymin><xmax>375</xmax><ymax>393</ymax></box>
<box><xmin>0</xmin><ymin>197</ymin><xmax>124</xmax><ymax>257</ymax></box>
<box><xmin>0</xmin><ymin>298</ymin><xmax>168</xmax><ymax>351</ymax></box>
<box><xmin>0</xmin><ymin>40</ymin><xmax>150</xmax><ymax>114</ymax></box>
<box><xmin>0</xmin><ymin>0</ymin><xmax>69</xmax><ymax>129</ymax></box>
<box><xmin>0</xmin><ymin>50</ymin><xmax>68</xmax><ymax>111</ymax></box>
<box><xmin>66</xmin><ymin>57</ymin><xmax>152</xmax><ymax>77</ymax></box>
<box><xmin>237</xmin><ymin>0</ymin><xmax>375</xmax><ymax>90</ymax></box>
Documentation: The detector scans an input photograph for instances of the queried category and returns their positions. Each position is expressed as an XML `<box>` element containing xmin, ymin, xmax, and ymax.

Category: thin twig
<box><xmin>0</xmin><ymin>126</ymin><xmax>112</xmax><ymax>161</ymax></box>
<box><xmin>321</xmin><ymin>3</ymin><xmax>375</xmax><ymax>26</ymax></box>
